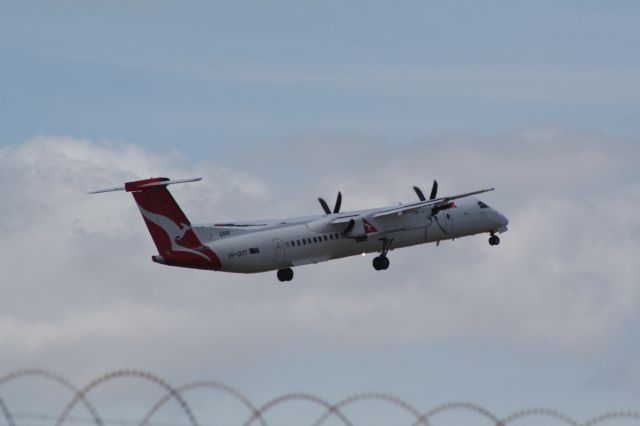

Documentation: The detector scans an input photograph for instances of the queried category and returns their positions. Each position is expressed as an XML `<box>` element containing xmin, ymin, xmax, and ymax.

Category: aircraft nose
<box><xmin>496</xmin><ymin>210</ymin><xmax>509</xmax><ymax>227</ymax></box>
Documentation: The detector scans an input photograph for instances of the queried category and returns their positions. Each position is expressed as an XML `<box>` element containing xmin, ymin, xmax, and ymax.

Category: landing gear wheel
<box><xmin>489</xmin><ymin>235</ymin><xmax>500</xmax><ymax>246</ymax></box>
<box><xmin>277</xmin><ymin>268</ymin><xmax>294</xmax><ymax>282</ymax></box>
<box><xmin>372</xmin><ymin>256</ymin><xmax>390</xmax><ymax>271</ymax></box>
<box><xmin>373</xmin><ymin>257</ymin><xmax>382</xmax><ymax>270</ymax></box>
<box><xmin>372</xmin><ymin>237</ymin><xmax>393</xmax><ymax>271</ymax></box>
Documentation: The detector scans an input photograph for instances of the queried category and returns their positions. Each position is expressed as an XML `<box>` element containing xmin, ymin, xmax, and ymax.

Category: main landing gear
<box><xmin>277</xmin><ymin>268</ymin><xmax>294</xmax><ymax>282</ymax></box>
<box><xmin>372</xmin><ymin>237</ymin><xmax>393</xmax><ymax>271</ymax></box>
<box><xmin>372</xmin><ymin>256</ymin><xmax>389</xmax><ymax>271</ymax></box>
<box><xmin>488</xmin><ymin>233</ymin><xmax>500</xmax><ymax>246</ymax></box>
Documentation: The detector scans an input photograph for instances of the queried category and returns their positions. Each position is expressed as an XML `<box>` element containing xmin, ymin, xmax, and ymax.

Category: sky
<box><xmin>1</xmin><ymin>1</ymin><xmax>640</xmax><ymax>425</ymax></box>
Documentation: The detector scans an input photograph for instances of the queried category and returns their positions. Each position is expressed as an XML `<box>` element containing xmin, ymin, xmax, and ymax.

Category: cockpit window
<box><xmin>478</xmin><ymin>201</ymin><xmax>489</xmax><ymax>209</ymax></box>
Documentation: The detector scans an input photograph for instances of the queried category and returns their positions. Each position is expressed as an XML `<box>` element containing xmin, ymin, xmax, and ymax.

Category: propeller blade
<box><xmin>318</xmin><ymin>198</ymin><xmax>331</xmax><ymax>215</ymax></box>
<box><xmin>343</xmin><ymin>218</ymin><xmax>355</xmax><ymax>235</ymax></box>
<box><xmin>333</xmin><ymin>191</ymin><xmax>342</xmax><ymax>214</ymax></box>
<box><xmin>429</xmin><ymin>180</ymin><xmax>438</xmax><ymax>200</ymax></box>
<box><xmin>413</xmin><ymin>186</ymin><xmax>426</xmax><ymax>201</ymax></box>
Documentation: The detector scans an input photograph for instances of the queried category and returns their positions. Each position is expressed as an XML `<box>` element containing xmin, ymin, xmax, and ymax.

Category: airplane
<box><xmin>90</xmin><ymin>177</ymin><xmax>509</xmax><ymax>282</ymax></box>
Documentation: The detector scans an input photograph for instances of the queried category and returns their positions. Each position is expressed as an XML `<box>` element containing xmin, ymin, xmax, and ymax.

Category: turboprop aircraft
<box><xmin>90</xmin><ymin>177</ymin><xmax>508</xmax><ymax>282</ymax></box>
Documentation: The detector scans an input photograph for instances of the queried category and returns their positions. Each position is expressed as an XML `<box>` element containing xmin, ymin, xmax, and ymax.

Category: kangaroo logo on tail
<box><xmin>138</xmin><ymin>206</ymin><xmax>211</xmax><ymax>261</ymax></box>
<box><xmin>89</xmin><ymin>177</ymin><xmax>222</xmax><ymax>271</ymax></box>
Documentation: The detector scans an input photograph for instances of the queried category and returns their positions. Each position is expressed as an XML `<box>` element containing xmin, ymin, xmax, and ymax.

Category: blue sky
<box><xmin>1</xmin><ymin>2</ymin><xmax>640</xmax><ymax>425</ymax></box>
<box><xmin>3</xmin><ymin>1</ymin><xmax>639</xmax><ymax>157</ymax></box>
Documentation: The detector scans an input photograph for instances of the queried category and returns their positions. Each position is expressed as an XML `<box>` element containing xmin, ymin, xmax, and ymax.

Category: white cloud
<box><xmin>0</xmin><ymin>131</ymin><xmax>638</xmax><ymax>382</ymax></box>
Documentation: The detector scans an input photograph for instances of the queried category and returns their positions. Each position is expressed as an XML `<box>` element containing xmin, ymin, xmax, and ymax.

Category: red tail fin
<box><xmin>125</xmin><ymin>178</ymin><xmax>221</xmax><ymax>270</ymax></box>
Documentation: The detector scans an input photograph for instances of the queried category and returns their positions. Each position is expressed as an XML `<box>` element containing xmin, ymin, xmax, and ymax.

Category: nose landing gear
<box><xmin>488</xmin><ymin>233</ymin><xmax>500</xmax><ymax>246</ymax></box>
<box><xmin>277</xmin><ymin>268</ymin><xmax>294</xmax><ymax>282</ymax></box>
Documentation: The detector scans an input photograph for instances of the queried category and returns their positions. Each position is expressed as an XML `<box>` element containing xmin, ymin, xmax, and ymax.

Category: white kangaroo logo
<box><xmin>138</xmin><ymin>206</ymin><xmax>211</xmax><ymax>261</ymax></box>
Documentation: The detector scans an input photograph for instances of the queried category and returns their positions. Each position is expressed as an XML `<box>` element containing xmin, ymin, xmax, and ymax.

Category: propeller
<box><xmin>413</xmin><ymin>186</ymin><xmax>426</xmax><ymax>201</ymax></box>
<box><xmin>318</xmin><ymin>191</ymin><xmax>342</xmax><ymax>214</ymax></box>
<box><xmin>319</xmin><ymin>198</ymin><xmax>331</xmax><ymax>215</ymax></box>
<box><xmin>343</xmin><ymin>218</ymin><xmax>355</xmax><ymax>235</ymax></box>
<box><xmin>413</xmin><ymin>180</ymin><xmax>438</xmax><ymax>201</ymax></box>
<box><xmin>429</xmin><ymin>180</ymin><xmax>438</xmax><ymax>200</ymax></box>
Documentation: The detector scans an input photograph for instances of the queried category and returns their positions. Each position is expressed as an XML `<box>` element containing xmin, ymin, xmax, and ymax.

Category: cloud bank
<box><xmin>0</xmin><ymin>131</ymin><xmax>638</xmax><ymax>382</ymax></box>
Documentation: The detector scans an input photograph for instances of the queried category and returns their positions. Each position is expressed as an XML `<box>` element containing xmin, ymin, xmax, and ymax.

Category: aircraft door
<box><xmin>272</xmin><ymin>238</ymin><xmax>286</xmax><ymax>265</ymax></box>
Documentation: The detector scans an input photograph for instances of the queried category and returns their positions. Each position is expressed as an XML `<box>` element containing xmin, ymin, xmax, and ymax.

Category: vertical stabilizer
<box><xmin>121</xmin><ymin>177</ymin><xmax>221</xmax><ymax>270</ymax></box>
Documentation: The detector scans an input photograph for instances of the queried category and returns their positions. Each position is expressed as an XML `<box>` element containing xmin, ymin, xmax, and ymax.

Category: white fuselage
<box><xmin>192</xmin><ymin>197</ymin><xmax>508</xmax><ymax>273</ymax></box>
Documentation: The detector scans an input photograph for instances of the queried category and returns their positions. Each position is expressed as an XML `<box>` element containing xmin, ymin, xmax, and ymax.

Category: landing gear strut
<box><xmin>277</xmin><ymin>268</ymin><xmax>294</xmax><ymax>282</ymax></box>
<box><xmin>372</xmin><ymin>237</ymin><xmax>393</xmax><ymax>271</ymax></box>
<box><xmin>488</xmin><ymin>233</ymin><xmax>500</xmax><ymax>246</ymax></box>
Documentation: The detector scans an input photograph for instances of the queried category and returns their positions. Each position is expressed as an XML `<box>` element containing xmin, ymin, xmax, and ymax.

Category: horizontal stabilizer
<box><xmin>137</xmin><ymin>177</ymin><xmax>202</xmax><ymax>189</ymax></box>
<box><xmin>87</xmin><ymin>185</ymin><xmax>125</xmax><ymax>194</ymax></box>
<box><xmin>88</xmin><ymin>177</ymin><xmax>201</xmax><ymax>194</ymax></box>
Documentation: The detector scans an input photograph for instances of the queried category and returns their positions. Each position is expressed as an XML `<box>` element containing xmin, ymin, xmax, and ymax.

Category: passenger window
<box><xmin>329</xmin><ymin>234</ymin><xmax>334</xmax><ymax>240</ymax></box>
<box><xmin>323</xmin><ymin>235</ymin><xmax>328</xmax><ymax>241</ymax></box>
<box><xmin>307</xmin><ymin>238</ymin><xmax>312</xmax><ymax>244</ymax></box>
<box><xmin>298</xmin><ymin>239</ymin><xmax>302</xmax><ymax>245</ymax></box>
<box><xmin>291</xmin><ymin>241</ymin><xmax>295</xmax><ymax>246</ymax></box>
<box><xmin>335</xmin><ymin>234</ymin><xmax>340</xmax><ymax>239</ymax></box>
<box><xmin>313</xmin><ymin>237</ymin><xmax>317</xmax><ymax>243</ymax></box>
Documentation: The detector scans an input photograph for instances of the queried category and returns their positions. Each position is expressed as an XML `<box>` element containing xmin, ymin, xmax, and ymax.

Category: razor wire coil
<box><xmin>0</xmin><ymin>369</ymin><xmax>638</xmax><ymax>426</ymax></box>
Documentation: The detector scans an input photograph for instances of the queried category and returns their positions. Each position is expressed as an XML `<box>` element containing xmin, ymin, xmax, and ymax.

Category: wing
<box><xmin>329</xmin><ymin>213</ymin><xmax>360</xmax><ymax>225</ymax></box>
<box><xmin>373</xmin><ymin>188</ymin><xmax>494</xmax><ymax>219</ymax></box>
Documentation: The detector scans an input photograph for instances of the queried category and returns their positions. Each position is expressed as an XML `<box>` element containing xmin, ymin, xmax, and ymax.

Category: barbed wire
<box><xmin>241</xmin><ymin>393</ymin><xmax>352</xmax><ymax>426</ymax></box>
<box><xmin>7</xmin><ymin>412</ymin><xmax>191</xmax><ymax>426</ymax></box>
<box><xmin>53</xmin><ymin>370</ymin><xmax>197</xmax><ymax>426</ymax></box>
<box><xmin>0</xmin><ymin>369</ymin><xmax>102</xmax><ymax>426</ymax></box>
<box><xmin>311</xmin><ymin>392</ymin><xmax>429</xmax><ymax>426</ymax></box>
<box><xmin>139</xmin><ymin>380</ymin><xmax>267</xmax><ymax>426</ymax></box>
<box><xmin>0</xmin><ymin>369</ymin><xmax>638</xmax><ymax>426</ymax></box>
<box><xmin>0</xmin><ymin>396</ymin><xmax>16</xmax><ymax>426</ymax></box>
